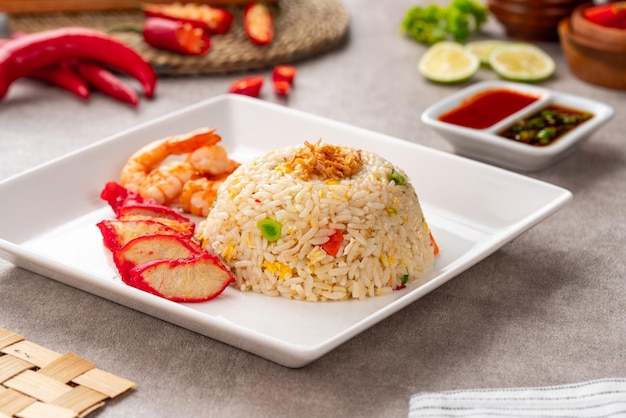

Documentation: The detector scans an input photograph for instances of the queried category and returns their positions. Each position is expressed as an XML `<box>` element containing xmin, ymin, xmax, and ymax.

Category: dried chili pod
<box><xmin>143</xmin><ymin>17</ymin><xmax>211</xmax><ymax>56</ymax></box>
<box><xmin>75</xmin><ymin>61</ymin><xmax>139</xmax><ymax>107</ymax></box>
<box><xmin>143</xmin><ymin>3</ymin><xmax>234</xmax><ymax>35</ymax></box>
<box><xmin>244</xmin><ymin>2</ymin><xmax>274</xmax><ymax>45</ymax></box>
<box><xmin>0</xmin><ymin>27</ymin><xmax>157</xmax><ymax>100</ymax></box>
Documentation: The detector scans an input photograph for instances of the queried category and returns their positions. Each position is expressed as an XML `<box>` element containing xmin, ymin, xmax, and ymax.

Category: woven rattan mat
<box><xmin>0</xmin><ymin>327</ymin><xmax>135</xmax><ymax>418</ymax></box>
<box><xmin>7</xmin><ymin>0</ymin><xmax>350</xmax><ymax>76</ymax></box>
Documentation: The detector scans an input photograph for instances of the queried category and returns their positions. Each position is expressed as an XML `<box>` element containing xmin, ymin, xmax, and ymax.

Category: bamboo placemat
<box><xmin>0</xmin><ymin>327</ymin><xmax>135</xmax><ymax>418</ymax></box>
<box><xmin>7</xmin><ymin>0</ymin><xmax>350</xmax><ymax>76</ymax></box>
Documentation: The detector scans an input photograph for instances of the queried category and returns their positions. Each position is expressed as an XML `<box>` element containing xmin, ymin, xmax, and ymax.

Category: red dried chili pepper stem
<box><xmin>0</xmin><ymin>27</ymin><xmax>157</xmax><ymax>100</ymax></box>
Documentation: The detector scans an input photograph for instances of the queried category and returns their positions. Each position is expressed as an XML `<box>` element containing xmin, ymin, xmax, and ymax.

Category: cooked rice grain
<box><xmin>198</xmin><ymin>144</ymin><xmax>435</xmax><ymax>302</ymax></box>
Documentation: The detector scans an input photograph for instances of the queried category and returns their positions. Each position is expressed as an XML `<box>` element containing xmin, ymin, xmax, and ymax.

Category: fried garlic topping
<box><xmin>285</xmin><ymin>141</ymin><xmax>362</xmax><ymax>181</ymax></box>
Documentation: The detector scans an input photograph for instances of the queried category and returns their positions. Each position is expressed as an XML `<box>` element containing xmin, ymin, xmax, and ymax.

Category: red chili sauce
<box><xmin>438</xmin><ymin>89</ymin><xmax>540</xmax><ymax>129</ymax></box>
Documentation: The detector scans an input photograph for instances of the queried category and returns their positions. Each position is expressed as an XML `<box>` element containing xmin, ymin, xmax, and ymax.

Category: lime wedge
<box><xmin>418</xmin><ymin>41</ymin><xmax>480</xmax><ymax>84</ymax></box>
<box><xmin>488</xmin><ymin>43</ymin><xmax>555</xmax><ymax>82</ymax></box>
<box><xmin>466</xmin><ymin>40</ymin><xmax>508</xmax><ymax>66</ymax></box>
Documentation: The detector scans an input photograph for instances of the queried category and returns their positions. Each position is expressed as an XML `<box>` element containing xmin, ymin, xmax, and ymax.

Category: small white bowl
<box><xmin>421</xmin><ymin>80</ymin><xmax>614</xmax><ymax>171</ymax></box>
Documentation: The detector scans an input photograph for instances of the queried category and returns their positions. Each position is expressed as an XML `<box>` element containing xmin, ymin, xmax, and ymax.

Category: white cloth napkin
<box><xmin>409</xmin><ymin>378</ymin><xmax>626</xmax><ymax>417</ymax></box>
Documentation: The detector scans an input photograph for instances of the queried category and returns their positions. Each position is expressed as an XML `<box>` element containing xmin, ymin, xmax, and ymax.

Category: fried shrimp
<box><xmin>120</xmin><ymin>127</ymin><xmax>221</xmax><ymax>204</ymax></box>
<box><xmin>180</xmin><ymin>145</ymin><xmax>240</xmax><ymax>216</ymax></box>
<box><xmin>139</xmin><ymin>160</ymin><xmax>197</xmax><ymax>204</ymax></box>
<box><xmin>179</xmin><ymin>144</ymin><xmax>240</xmax><ymax>215</ymax></box>
<box><xmin>185</xmin><ymin>145</ymin><xmax>240</xmax><ymax>176</ymax></box>
<box><xmin>180</xmin><ymin>177</ymin><xmax>223</xmax><ymax>217</ymax></box>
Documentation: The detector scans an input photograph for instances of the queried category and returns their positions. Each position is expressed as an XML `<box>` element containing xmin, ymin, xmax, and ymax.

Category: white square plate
<box><xmin>0</xmin><ymin>95</ymin><xmax>571</xmax><ymax>367</ymax></box>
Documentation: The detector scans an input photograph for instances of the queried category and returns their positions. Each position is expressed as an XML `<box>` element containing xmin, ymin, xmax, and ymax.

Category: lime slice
<box><xmin>488</xmin><ymin>43</ymin><xmax>555</xmax><ymax>82</ymax></box>
<box><xmin>466</xmin><ymin>40</ymin><xmax>508</xmax><ymax>66</ymax></box>
<box><xmin>418</xmin><ymin>41</ymin><xmax>480</xmax><ymax>84</ymax></box>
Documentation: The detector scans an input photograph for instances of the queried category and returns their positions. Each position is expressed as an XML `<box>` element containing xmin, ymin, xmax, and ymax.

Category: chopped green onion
<box><xmin>528</xmin><ymin>117</ymin><xmax>545</xmax><ymax>129</ymax></box>
<box><xmin>388</xmin><ymin>171</ymin><xmax>406</xmax><ymax>185</ymax></box>
<box><xmin>562</xmin><ymin>115</ymin><xmax>577</xmax><ymax>124</ymax></box>
<box><xmin>402</xmin><ymin>274</ymin><xmax>409</xmax><ymax>285</ymax></box>
<box><xmin>537</xmin><ymin>127</ymin><xmax>556</xmax><ymax>144</ymax></box>
<box><xmin>258</xmin><ymin>218</ymin><xmax>282</xmax><ymax>242</ymax></box>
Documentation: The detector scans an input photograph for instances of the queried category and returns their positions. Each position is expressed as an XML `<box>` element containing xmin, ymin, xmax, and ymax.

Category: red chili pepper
<box><xmin>143</xmin><ymin>3</ymin><xmax>234</xmax><ymax>35</ymax></box>
<box><xmin>272</xmin><ymin>65</ymin><xmax>296</xmax><ymax>95</ymax></box>
<box><xmin>228</xmin><ymin>75</ymin><xmax>264</xmax><ymax>97</ymax></box>
<box><xmin>75</xmin><ymin>61</ymin><xmax>139</xmax><ymax>107</ymax></box>
<box><xmin>321</xmin><ymin>230</ymin><xmax>343</xmax><ymax>257</ymax></box>
<box><xmin>394</xmin><ymin>274</ymin><xmax>409</xmax><ymax>291</ymax></box>
<box><xmin>1</xmin><ymin>33</ymin><xmax>89</xmax><ymax>99</ymax></box>
<box><xmin>582</xmin><ymin>2</ymin><xmax>626</xmax><ymax>29</ymax></box>
<box><xmin>30</xmin><ymin>63</ymin><xmax>90</xmax><ymax>99</ymax></box>
<box><xmin>244</xmin><ymin>2</ymin><xmax>274</xmax><ymax>45</ymax></box>
<box><xmin>272</xmin><ymin>65</ymin><xmax>296</xmax><ymax>84</ymax></box>
<box><xmin>0</xmin><ymin>28</ymin><xmax>157</xmax><ymax>100</ymax></box>
<box><xmin>272</xmin><ymin>80</ymin><xmax>291</xmax><ymax>95</ymax></box>
<box><xmin>143</xmin><ymin>17</ymin><xmax>211</xmax><ymax>56</ymax></box>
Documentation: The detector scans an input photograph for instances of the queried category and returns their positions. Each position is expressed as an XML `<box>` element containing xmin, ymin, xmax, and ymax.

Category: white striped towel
<box><xmin>409</xmin><ymin>378</ymin><xmax>626</xmax><ymax>417</ymax></box>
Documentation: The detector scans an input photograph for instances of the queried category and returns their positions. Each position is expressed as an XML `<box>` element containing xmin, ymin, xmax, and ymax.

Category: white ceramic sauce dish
<box><xmin>421</xmin><ymin>80</ymin><xmax>614</xmax><ymax>171</ymax></box>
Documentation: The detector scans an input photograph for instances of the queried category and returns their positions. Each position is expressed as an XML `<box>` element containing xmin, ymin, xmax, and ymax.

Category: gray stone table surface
<box><xmin>1</xmin><ymin>1</ymin><xmax>625</xmax><ymax>417</ymax></box>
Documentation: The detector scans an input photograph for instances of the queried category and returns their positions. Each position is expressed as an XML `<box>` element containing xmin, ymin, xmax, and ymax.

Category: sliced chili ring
<box><xmin>143</xmin><ymin>3</ymin><xmax>234</xmax><ymax>35</ymax></box>
<box><xmin>244</xmin><ymin>2</ymin><xmax>274</xmax><ymax>45</ymax></box>
<box><xmin>228</xmin><ymin>76</ymin><xmax>264</xmax><ymax>97</ymax></box>
<box><xmin>272</xmin><ymin>65</ymin><xmax>297</xmax><ymax>95</ymax></box>
<box><xmin>143</xmin><ymin>17</ymin><xmax>211</xmax><ymax>56</ymax></box>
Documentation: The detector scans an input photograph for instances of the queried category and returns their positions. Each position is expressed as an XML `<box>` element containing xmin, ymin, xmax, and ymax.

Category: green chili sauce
<box><xmin>499</xmin><ymin>105</ymin><xmax>593</xmax><ymax>146</ymax></box>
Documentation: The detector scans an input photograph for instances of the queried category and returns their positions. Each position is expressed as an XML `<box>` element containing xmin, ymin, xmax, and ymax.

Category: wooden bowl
<box><xmin>570</xmin><ymin>2</ymin><xmax>626</xmax><ymax>45</ymax></box>
<box><xmin>559</xmin><ymin>18</ymin><xmax>626</xmax><ymax>89</ymax></box>
<box><xmin>488</xmin><ymin>0</ymin><xmax>586</xmax><ymax>40</ymax></box>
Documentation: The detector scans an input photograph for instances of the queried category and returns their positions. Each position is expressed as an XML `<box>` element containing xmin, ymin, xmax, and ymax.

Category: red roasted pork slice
<box><xmin>129</xmin><ymin>253</ymin><xmax>235</xmax><ymax>302</ymax></box>
<box><xmin>113</xmin><ymin>234</ymin><xmax>203</xmax><ymax>284</ymax></box>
